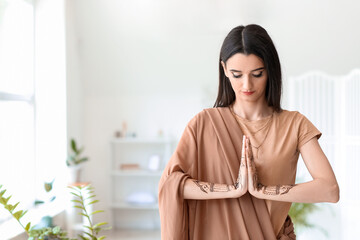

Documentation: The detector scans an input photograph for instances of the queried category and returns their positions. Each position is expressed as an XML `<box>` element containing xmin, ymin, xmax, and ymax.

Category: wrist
<box><xmin>249</xmin><ymin>187</ymin><xmax>262</xmax><ymax>199</ymax></box>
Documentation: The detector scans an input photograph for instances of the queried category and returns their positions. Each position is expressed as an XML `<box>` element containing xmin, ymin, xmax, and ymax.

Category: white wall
<box><xmin>65</xmin><ymin>0</ymin><xmax>360</xmax><ymax>237</ymax></box>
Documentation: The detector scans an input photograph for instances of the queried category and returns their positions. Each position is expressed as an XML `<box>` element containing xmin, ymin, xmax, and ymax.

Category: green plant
<box><xmin>289</xmin><ymin>202</ymin><xmax>328</xmax><ymax>237</ymax></box>
<box><xmin>289</xmin><ymin>202</ymin><xmax>318</xmax><ymax>229</ymax></box>
<box><xmin>0</xmin><ymin>184</ymin><xmax>110</xmax><ymax>240</ymax></box>
<box><xmin>66</xmin><ymin>139</ymin><xmax>89</xmax><ymax>167</ymax></box>
<box><xmin>68</xmin><ymin>184</ymin><xmax>110</xmax><ymax>240</ymax></box>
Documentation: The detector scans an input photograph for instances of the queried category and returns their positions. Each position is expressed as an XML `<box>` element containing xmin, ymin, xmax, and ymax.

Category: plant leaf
<box><xmin>0</xmin><ymin>189</ymin><xmax>6</xmax><ymax>197</ymax></box>
<box><xmin>5</xmin><ymin>195</ymin><xmax>12</xmax><ymax>204</ymax></box>
<box><xmin>13</xmin><ymin>210</ymin><xmax>23</xmax><ymax>220</ymax></box>
<box><xmin>86</xmin><ymin>195</ymin><xmax>96</xmax><ymax>200</ymax></box>
<box><xmin>77</xmin><ymin>236</ymin><xmax>89</xmax><ymax>240</ymax></box>
<box><xmin>5</xmin><ymin>204</ymin><xmax>13</xmax><ymax>211</ymax></box>
<box><xmin>88</xmin><ymin>200</ymin><xmax>99</xmax><ymax>205</ymax></box>
<box><xmin>83</xmin><ymin>232</ymin><xmax>94</xmax><ymax>238</ymax></box>
<box><xmin>90</xmin><ymin>210</ymin><xmax>104</xmax><ymax>215</ymax></box>
<box><xmin>44</xmin><ymin>182</ymin><xmax>53</xmax><ymax>192</ymax></box>
<box><xmin>11</xmin><ymin>202</ymin><xmax>20</xmax><ymax>212</ymax></box>
<box><xmin>70</xmin><ymin>192</ymin><xmax>81</xmax><ymax>198</ymax></box>
<box><xmin>71</xmin><ymin>139</ymin><xmax>77</xmax><ymax>152</ymax></box>
<box><xmin>52</xmin><ymin>226</ymin><xmax>61</xmax><ymax>234</ymax></box>
<box><xmin>93</xmin><ymin>222</ymin><xmax>108</xmax><ymax>229</ymax></box>
<box><xmin>74</xmin><ymin>205</ymin><xmax>85</xmax><ymax>210</ymax></box>
<box><xmin>78</xmin><ymin>157</ymin><xmax>88</xmax><ymax>163</ymax></box>
<box><xmin>21</xmin><ymin>210</ymin><xmax>28</xmax><ymax>218</ymax></box>
<box><xmin>79</xmin><ymin>212</ymin><xmax>88</xmax><ymax>218</ymax></box>
<box><xmin>25</xmin><ymin>222</ymin><xmax>31</xmax><ymax>232</ymax></box>
<box><xmin>84</xmin><ymin>225</ymin><xmax>93</xmax><ymax>231</ymax></box>
<box><xmin>34</xmin><ymin>200</ymin><xmax>45</xmax><ymax>205</ymax></box>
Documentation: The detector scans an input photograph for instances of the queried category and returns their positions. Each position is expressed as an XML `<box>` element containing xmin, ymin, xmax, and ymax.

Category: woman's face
<box><xmin>221</xmin><ymin>53</ymin><xmax>268</xmax><ymax>104</ymax></box>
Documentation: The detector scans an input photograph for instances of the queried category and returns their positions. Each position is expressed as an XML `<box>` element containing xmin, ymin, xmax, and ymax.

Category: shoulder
<box><xmin>190</xmin><ymin>107</ymin><xmax>226</xmax><ymax>119</ymax></box>
<box><xmin>276</xmin><ymin>109</ymin><xmax>320</xmax><ymax>134</ymax></box>
<box><xmin>186</xmin><ymin>107</ymin><xmax>227</xmax><ymax>128</ymax></box>
<box><xmin>275</xmin><ymin>109</ymin><xmax>307</xmax><ymax>123</ymax></box>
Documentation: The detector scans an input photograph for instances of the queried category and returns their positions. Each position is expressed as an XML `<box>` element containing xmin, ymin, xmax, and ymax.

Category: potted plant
<box><xmin>66</xmin><ymin>138</ymin><xmax>89</xmax><ymax>183</ymax></box>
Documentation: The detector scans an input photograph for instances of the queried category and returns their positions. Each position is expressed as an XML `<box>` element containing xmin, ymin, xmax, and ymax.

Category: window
<box><xmin>0</xmin><ymin>1</ymin><xmax>67</xmax><ymax>234</ymax></box>
<box><xmin>0</xmin><ymin>0</ymin><xmax>35</xmax><ymax>223</ymax></box>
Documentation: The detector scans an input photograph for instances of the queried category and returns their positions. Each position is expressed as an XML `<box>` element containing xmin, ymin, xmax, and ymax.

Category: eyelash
<box><xmin>232</xmin><ymin>72</ymin><xmax>263</xmax><ymax>78</ymax></box>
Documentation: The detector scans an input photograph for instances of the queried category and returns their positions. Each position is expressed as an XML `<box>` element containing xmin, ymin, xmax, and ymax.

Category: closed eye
<box><xmin>253</xmin><ymin>71</ymin><xmax>263</xmax><ymax>78</ymax></box>
<box><xmin>232</xmin><ymin>71</ymin><xmax>263</xmax><ymax>78</ymax></box>
<box><xmin>232</xmin><ymin>74</ymin><xmax>242</xmax><ymax>78</ymax></box>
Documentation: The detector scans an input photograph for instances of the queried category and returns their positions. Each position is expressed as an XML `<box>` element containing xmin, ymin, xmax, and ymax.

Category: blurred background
<box><xmin>0</xmin><ymin>0</ymin><xmax>359</xmax><ymax>239</ymax></box>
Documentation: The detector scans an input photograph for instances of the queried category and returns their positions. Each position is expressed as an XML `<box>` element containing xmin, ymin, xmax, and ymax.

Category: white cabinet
<box><xmin>109</xmin><ymin>137</ymin><xmax>176</xmax><ymax>231</ymax></box>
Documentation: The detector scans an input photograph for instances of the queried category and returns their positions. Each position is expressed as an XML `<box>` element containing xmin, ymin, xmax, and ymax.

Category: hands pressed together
<box><xmin>233</xmin><ymin>135</ymin><xmax>262</xmax><ymax>198</ymax></box>
<box><xmin>185</xmin><ymin>134</ymin><xmax>296</xmax><ymax>200</ymax></box>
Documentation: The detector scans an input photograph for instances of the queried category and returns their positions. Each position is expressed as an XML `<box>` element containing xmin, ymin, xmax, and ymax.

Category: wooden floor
<box><xmin>106</xmin><ymin>229</ymin><xmax>161</xmax><ymax>240</ymax></box>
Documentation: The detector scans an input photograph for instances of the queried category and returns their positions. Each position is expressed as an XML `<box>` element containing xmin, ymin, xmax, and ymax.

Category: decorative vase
<box><xmin>68</xmin><ymin>164</ymin><xmax>83</xmax><ymax>183</ymax></box>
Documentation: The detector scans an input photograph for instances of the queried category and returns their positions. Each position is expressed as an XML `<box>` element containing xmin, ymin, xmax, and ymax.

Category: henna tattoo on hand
<box><xmin>256</xmin><ymin>184</ymin><xmax>295</xmax><ymax>195</ymax></box>
<box><xmin>234</xmin><ymin>177</ymin><xmax>242</xmax><ymax>190</ymax></box>
<box><xmin>193</xmin><ymin>180</ymin><xmax>234</xmax><ymax>194</ymax></box>
<box><xmin>235</xmin><ymin>159</ymin><xmax>244</xmax><ymax>190</ymax></box>
<box><xmin>253</xmin><ymin>172</ymin><xmax>259</xmax><ymax>190</ymax></box>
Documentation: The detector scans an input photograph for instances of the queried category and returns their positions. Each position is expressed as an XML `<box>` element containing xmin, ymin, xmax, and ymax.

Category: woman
<box><xmin>158</xmin><ymin>24</ymin><xmax>339</xmax><ymax>240</ymax></box>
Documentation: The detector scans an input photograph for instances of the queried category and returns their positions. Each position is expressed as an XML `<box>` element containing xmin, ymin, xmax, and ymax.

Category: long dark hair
<box><xmin>213</xmin><ymin>24</ymin><xmax>282</xmax><ymax>112</ymax></box>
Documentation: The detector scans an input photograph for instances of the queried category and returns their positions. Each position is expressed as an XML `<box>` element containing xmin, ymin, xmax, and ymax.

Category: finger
<box><xmin>247</xmin><ymin>138</ymin><xmax>254</xmax><ymax>163</ymax></box>
<box><xmin>240</xmin><ymin>139</ymin><xmax>247</xmax><ymax>183</ymax></box>
<box><xmin>246</xmin><ymin>138</ymin><xmax>255</xmax><ymax>171</ymax></box>
<box><xmin>236</xmin><ymin>136</ymin><xmax>247</xmax><ymax>189</ymax></box>
<box><xmin>240</xmin><ymin>136</ymin><xmax>246</xmax><ymax>168</ymax></box>
<box><xmin>246</xmin><ymin>138</ymin><xmax>260</xmax><ymax>191</ymax></box>
<box><xmin>241</xmin><ymin>161</ymin><xmax>248</xmax><ymax>189</ymax></box>
<box><xmin>245</xmin><ymin>138</ymin><xmax>252</xmax><ymax>172</ymax></box>
<box><xmin>241</xmin><ymin>135</ymin><xmax>246</xmax><ymax>161</ymax></box>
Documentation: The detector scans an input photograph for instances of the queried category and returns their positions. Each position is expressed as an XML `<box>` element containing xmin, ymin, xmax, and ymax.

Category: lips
<box><xmin>243</xmin><ymin>91</ymin><xmax>255</xmax><ymax>96</ymax></box>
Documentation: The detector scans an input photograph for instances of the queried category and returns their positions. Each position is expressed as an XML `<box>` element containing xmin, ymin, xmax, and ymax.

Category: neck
<box><xmin>231</xmin><ymin>99</ymin><xmax>273</xmax><ymax>121</ymax></box>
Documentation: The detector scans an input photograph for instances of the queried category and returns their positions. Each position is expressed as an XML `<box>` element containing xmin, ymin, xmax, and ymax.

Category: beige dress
<box><xmin>158</xmin><ymin>106</ymin><xmax>321</xmax><ymax>240</ymax></box>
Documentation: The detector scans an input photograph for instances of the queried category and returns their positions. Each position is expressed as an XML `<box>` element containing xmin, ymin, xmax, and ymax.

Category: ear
<box><xmin>221</xmin><ymin>61</ymin><xmax>229</xmax><ymax>78</ymax></box>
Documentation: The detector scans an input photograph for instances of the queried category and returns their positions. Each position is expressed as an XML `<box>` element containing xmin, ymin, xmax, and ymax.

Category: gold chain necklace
<box><xmin>230</xmin><ymin>106</ymin><xmax>274</xmax><ymax>158</ymax></box>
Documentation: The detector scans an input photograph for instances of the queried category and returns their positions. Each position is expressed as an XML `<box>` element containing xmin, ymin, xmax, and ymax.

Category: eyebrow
<box><xmin>229</xmin><ymin>67</ymin><xmax>265</xmax><ymax>73</ymax></box>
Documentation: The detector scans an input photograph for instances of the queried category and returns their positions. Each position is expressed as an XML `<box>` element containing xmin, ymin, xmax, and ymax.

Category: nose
<box><xmin>242</xmin><ymin>74</ymin><xmax>252</xmax><ymax>90</ymax></box>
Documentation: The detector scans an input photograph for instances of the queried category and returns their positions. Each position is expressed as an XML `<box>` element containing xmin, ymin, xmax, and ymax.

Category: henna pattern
<box><xmin>193</xmin><ymin>180</ymin><xmax>209</xmax><ymax>193</ymax></box>
<box><xmin>257</xmin><ymin>184</ymin><xmax>295</xmax><ymax>195</ymax></box>
<box><xmin>235</xmin><ymin>159</ymin><xmax>243</xmax><ymax>190</ymax></box>
<box><xmin>235</xmin><ymin>178</ymin><xmax>242</xmax><ymax>190</ymax></box>
<box><xmin>253</xmin><ymin>172</ymin><xmax>259</xmax><ymax>191</ymax></box>
<box><xmin>193</xmin><ymin>180</ymin><xmax>234</xmax><ymax>194</ymax></box>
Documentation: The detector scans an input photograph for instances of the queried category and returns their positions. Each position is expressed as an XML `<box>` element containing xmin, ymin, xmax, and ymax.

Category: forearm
<box><xmin>183</xmin><ymin>178</ymin><xmax>238</xmax><ymax>200</ymax></box>
<box><xmin>253</xmin><ymin>178</ymin><xmax>339</xmax><ymax>203</ymax></box>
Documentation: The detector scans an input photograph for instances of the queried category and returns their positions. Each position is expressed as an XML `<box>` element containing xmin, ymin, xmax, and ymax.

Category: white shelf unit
<box><xmin>109</xmin><ymin>137</ymin><xmax>176</xmax><ymax>230</ymax></box>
